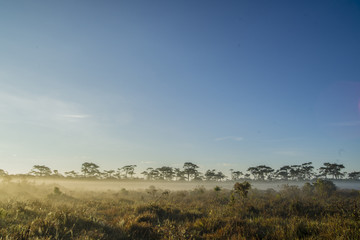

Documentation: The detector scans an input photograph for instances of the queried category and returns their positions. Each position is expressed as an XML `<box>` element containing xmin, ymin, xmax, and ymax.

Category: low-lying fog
<box><xmin>4</xmin><ymin>178</ymin><xmax>359</xmax><ymax>192</ymax></box>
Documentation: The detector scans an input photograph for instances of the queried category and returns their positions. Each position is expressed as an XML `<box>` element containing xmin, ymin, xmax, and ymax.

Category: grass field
<box><xmin>0</xmin><ymin>179</ymin><xmax>359</xmax><ymax>239</ymax></box>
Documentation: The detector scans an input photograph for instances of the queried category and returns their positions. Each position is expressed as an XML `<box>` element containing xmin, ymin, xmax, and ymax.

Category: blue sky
<box><xmin>0</xmin><ymin>1</ymin><xmax>359</xmax><ymax>175</ymax></box>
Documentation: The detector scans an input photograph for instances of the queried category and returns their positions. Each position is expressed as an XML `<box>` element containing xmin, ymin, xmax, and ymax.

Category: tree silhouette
<box><xmin>230</xmin><ymin>170</ymin><xmax>243</xmax><ymax>181</ymax></box>
<box><xmin>319</xmin><ymin>163</ymin><xmax>345</xmax><ymax>179</ymax></box>
<box><xmin>157</xmin><ymin>166</ymin><xmax>174</xmax><ymax>180</ymax></box>
<box><xmin>64</xmin><ymin>170</ymin><xmax>78</xmax><ymax>178</ymax></box>
<box><xmin>81</xmin><ymin>162</ymin><xmax>100</xmax><ymax>178</ymax></box>
<box><xmin>183</xmin><ymin>162</ymin><xmax>199</xmax><ymax>181</ymax></box>
<box><xmin>247</xmin><ymin>165</ymin><xmax>274</xmax><ymax>180</ymax></box>
<box><xmin>301</xmin><ymin>162</ymin><xmax>314</xmax><ymax>180</ymax></box>
<box><xmin>102</xmin><ymin>170</ymin><xmax>115</xmax><ymax>179</ymax></box>
<box><xmin>205</xmin><ymin>169</ymin><xmax>216</xmax><ymax>181</ymax></box>
<box><xmin>30</xmin><ymin>165</ymin><xmax>52</xmax><ymax>177</ymax></box>
<box><xmin>215</xmin><ymin>171</ymin><xmax>226</xmax><ymax>181</ymax></box>
<box><xmin>348</xmin><ymin>171</ymin><xmax>360</xmax><ymax>180</ymax></box>
<box><xmin>120</xmin><ymin>165</ymin><xmax>137</xmax><ymax>179</ymax></box>
<box><xmin>275</xmin><ymin>165</ymin><xmax>292</xmax><ymax>180</ymax></box>
<box><xmin>174</xmin><ymin>168</ymin><xmax>185</xmax><ymax>181</ymax></box>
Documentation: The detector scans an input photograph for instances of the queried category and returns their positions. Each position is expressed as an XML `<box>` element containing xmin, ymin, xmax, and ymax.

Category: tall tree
<box><xmin>120</xmin><ymin>165</ymin><xmax>137</xmax><ymax>178</ymax></box>
<box><xmin>157</xmin><ymin>166</ymin><xmax>174</xmax><ymax>180</ymax></box>
<box><xmin>319</xmin><ymin>163</ymin><xmax>345</xmax><ymax>179</ymax></box>
<box><xmin>81</xmin><ymin>162</ymin><xmax>100</xmax><ymax>178</ymax></box>
<box><xmin>215</xmin><ymin>171</ymin><xmax>226</xmax><ymax>181</ymax></box>
<box><xmin>183</xmin><ymin>162</ymin><xmax>199</xmax><ymax>181</ymax></box>
<box><xmin>174</xmin><ymin>168</ymin><xmax>185</xmax><ymax>181</ymax></box>
<box><xmin>231</xmin><ymin>170</ymin><xmax>243</xmax><ymax>181</ymax></box>
<box><xmin>205</xmin><ymin>169</ymin><xmax>216</xmax><ymax>181</ymax></box>
<box><xmin>301</xmin><ymin>162</ymin><xmax>314</xmax><ymax>180</ymax></box>
<box><xmin>247</xmin><ymin>165</ymin><xmax>274</xmax><ymax>180</ymax></box>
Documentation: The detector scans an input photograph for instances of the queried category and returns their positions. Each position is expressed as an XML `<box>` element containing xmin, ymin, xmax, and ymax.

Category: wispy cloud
<box><xmin>329</xmin><ymin>121</ymin><xmax>360</xmax><ymax>126</ymax></box>
<box><xmin>0</xmin><ymin>91</ymin><xmax>91</xmax><ymax>126</ymax></box>
<box><xmin>214</xmin><ymin>136</ymin><xmax>243</xmax><ymax>141</ymax></box>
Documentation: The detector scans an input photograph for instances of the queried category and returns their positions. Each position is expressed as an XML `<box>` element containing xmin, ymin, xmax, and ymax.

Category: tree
<box><xmin>120</xmin><ymin>165</ymin><xmax>137</xmax><ymax>179</ymax></box>
<box><xmin>233</xmin><ymin>181</ymin><xmax>251</xmax><ymax>198</ymax></box>
<box><xmin>319</xmin><ymin>163</ymin><xmax>345</xmax><ymax>179</ymax></box>
<box><xmin>183</xmin><ymin>162</ymin><xmax>199</xmax><ymax>181</ymax></box>
<box><xmin>141</xmin><ymin>169</ymin><xmax>150</xmax><ymax>180</ymax></box>
<box><xmin>102</xmin><ymin>170</ymin><xmax>115</xmax><ymax>179</ymax></box>
<box><xmin>52</xmin><ymin>170</ymin><xmax>63</xmax><ymax>178</ymax></box>
<box><xmin>275</xmin><ymin>165</ymin><xmax>292</xmax><ymax>180</ymax></box>
<box><xmin>215</xmin><ymin>171</ymin><xmax>226</xmax><ymax>181</ymax></box>
<box><xmin>301</xmin><ymin>162</ymin><xmax>314</xmax><ymax>180</ymax></box>
<box><xmin>64</xmin><ymin>170</ymin><xmax>79</xmax><ymax>178</ymax></box>
<box><xmin>30</xmin><ymin>165</ymin><xmax>52</xmax><ymax>177</ymax></box>
<box><xmin>0</xmin><ymin>169</ymin><xmax>8</xmax><ymax>177</ymax></box>
<box><xmin>174</xmin><ymin>168</ymin><xmax>185</xmax><ymax>181</ymax></box>
<box><xmin>231</xmin><ymin>170</ymin><xmax>243</xmax><ymax>181</ymax></box>
<box><xmin>205</xmin><ymin>169</ymin><xmax>216</xmax><ymax>181</ymax></box>
<box><xmin>348</xmin><ymin>171</ymin><xmax>360</xmax><ymax>180</ymax></box>
<box><xmin>81</xmin><ymin>162</ymin><xmax>100</xmax><ymax>178</ymax></box>
<box><xmin>247</xmin><ymin>165</ymin><xmax>274</xmax><ymax>180</ymax></box>
<box><xmin>289</xmin><ymin>165</ymin><xmax>302</xmax><ymax>180</ymax></box>
<box><xmin>313</xmin><ymin>179</ymin><xmax>336</xmax><ymax>197</ymax></box>
<box><xmin>157</xmin><ymin>166</ymin><xmax>174</xmax><ymax>180</ymax></box>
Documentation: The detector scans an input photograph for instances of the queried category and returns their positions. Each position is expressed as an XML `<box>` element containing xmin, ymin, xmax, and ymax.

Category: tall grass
<box><xmin>0</xmin><ymin>180</ymin><xmax>358</xmax><ymax>239</ymax></box>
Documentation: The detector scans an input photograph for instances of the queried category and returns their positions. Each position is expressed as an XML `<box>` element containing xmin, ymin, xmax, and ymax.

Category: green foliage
<box><xmin>233</xmin><ymin>181</ymin><xmax>251</xmax><ymax>198</ymax></box>
<box><xmin>313</xmin><ymin>179</ymin><xmax>337</xmax><ymax>197</ymax></box>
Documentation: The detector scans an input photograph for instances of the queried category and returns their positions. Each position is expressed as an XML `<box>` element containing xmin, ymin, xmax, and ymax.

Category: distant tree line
<box><xmin>0</xmin><ymin>161</ymin><xmax>359</xmax><ymax>181</ymax></box>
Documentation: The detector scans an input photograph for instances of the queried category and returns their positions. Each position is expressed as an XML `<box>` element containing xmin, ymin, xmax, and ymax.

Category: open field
<box><xmin>0</xmin><ymin>179</ymin><xmax>359</xmax><ymax>239</ymax></box>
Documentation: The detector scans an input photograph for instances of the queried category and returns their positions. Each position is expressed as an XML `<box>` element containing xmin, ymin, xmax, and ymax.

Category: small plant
<box><xmin>53</xmin><ymin>187</ymin><xmax>62</xmax><ymax>195</ymax></box>
<box><xmin>233</xmin><ymin>181</ymin><xmax>251</xmax><ymax>198</ymax></box>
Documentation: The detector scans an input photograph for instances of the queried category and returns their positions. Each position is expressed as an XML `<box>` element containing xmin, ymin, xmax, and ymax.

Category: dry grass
<box><xmin>0</xmin><ymin>180</ymin><xmax>359</xmax><ymax>239</ymax></box>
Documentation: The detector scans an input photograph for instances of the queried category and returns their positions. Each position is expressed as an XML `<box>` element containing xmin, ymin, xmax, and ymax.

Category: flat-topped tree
<box><xmin>348</xmin><ymin>171</ymin><xmax>360</xmax><ymax>180</ymax></box>
<box><xmin>183</xmin><ymin>162</ymin><xmax>199</xmax><ymax>181</ymax></box>
<box><xmin>30</xmin><ymin>165</ymin><xmax>52</xmax><ymax>177</ymax></box>
<box><xmin>319</xmin><ymin>163</ymin><xmax>345</xmax><ymax>179</ymax></box>
<box><xmin>301</xmin><ymin>162</ymin><xmax>314</xmax><ymax>180</ymax></box>
<box><xmin>120</xmin><ymin>165</ymin><xmax>137</xmax><ymax>179</ymax></box>
<box><xmin>81</xmin><ymin>162</ymin><xmax>100</xmax><ymax>178</ymax></box>
<box><xmin>231</xmin><ymin>170</ymin><xmax>243</xmax><ymax>181</ymax></box>
<box><xmin>157</xmin><ymin>166</ymin><xmax>174</xmax><ymax>181</ymax></box>
<box><xmin>247</xmin><ymin>165</ymin><xmax>274</xmax><ymax>180</ymax></box>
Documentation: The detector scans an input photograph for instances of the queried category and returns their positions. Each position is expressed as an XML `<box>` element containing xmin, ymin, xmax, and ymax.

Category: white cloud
<box><xmin>214</xmin><ymin>136</ymin><xmax>243</xmax><ymax>141</ymax></box>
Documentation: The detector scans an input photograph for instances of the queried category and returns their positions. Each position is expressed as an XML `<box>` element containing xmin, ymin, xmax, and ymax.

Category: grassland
<box><xmin>0</xmin><ymin>179</ymin><xmax>359</xmax><ymax>239</ymax></box>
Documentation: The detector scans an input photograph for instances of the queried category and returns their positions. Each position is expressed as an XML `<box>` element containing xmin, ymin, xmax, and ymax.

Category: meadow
<box><xmin>0</xmin><ymin>178</ymin><xmax>359</xmax><ymax>239</ymax></box>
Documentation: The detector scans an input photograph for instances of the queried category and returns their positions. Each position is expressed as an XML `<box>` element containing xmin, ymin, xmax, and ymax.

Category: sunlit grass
<box><xmin>0</xmin><ymin>180</ymin><xmax>359</xmax><ymax>239</ymax></box>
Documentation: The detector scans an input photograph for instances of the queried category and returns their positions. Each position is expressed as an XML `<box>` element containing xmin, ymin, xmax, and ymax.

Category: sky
<box><xmin>0</xmin><ymin>0</ymin><xmax>360</xmax><ymax>175</ymax></box>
